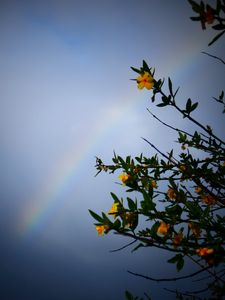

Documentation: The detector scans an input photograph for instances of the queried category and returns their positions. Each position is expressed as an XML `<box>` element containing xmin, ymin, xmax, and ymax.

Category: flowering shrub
<box><xmin>89</xmin><ymin>1</ymin><xmax>225</xmax><ymax>299</ymax></box>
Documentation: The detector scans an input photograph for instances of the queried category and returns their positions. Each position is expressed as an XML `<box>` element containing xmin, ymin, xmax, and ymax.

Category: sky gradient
<box><xmin>0</xmin><ymin>0</ymin><xmax>224</xmax><ymax>299</ymax></box>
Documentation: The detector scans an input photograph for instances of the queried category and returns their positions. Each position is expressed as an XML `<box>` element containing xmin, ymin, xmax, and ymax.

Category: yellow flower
<box><xmin>108</xmin><ymin>202</ymin><xmax>119</xmax><ymax>218</ymax></box>
<box><xmin>136</xmin><ymin>71</ymin><xmax>154</xmax><ymax>90</ymax></box>
<box><xmin>201</xmin><ymin>194</ymin><xmax>216</xmax><ymax>205</ymax></box>
<box><xmin>95</xmin><ymin>225</ymin><xmax>108</xmax><ymax>236</ymax></box>
<box><xmin>181</xmin><ymin>144</ymin><xmax>187</xmax><ymax>150</ymax></box>
<box><xmin>188</xmin><ymin>223</ymin><xmax>201</xmax><ymax>238</ymax></box>
<box><xmin>167</xmin><ymin>187</ymin><xmax>176</xmax><ymax>200</ymax></box>
<box><xmin>118</xmin><ymin>172</ymin><xmax>130</xmax><ymax>185</ymax></box>
<box><xmin>196</xmin><ymin>247</ymin><xmax>214</xmax><ymax>257</ymax></box>
<box><xmin>157</xmin><ymin>221</ymin><xmax>170</xmax><ymax>235</ymax></box>
<box><xmin>173</xmin><ymin>232</ymin><xmax>183</xmax><ymax>248</ymax></box>
<box><xmin>179</xmin><ymin>165</ymin><xmax>186</xmax><ymax>172</ymax></box>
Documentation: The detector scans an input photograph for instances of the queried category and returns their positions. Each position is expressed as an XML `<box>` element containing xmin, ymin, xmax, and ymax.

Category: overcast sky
<box><xmin>0</xmin><ymin>0</ymin><xmax>224</xmax><ymax>299</ymax></box>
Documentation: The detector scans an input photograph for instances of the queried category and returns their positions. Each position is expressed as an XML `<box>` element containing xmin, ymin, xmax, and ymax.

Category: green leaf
<box><xmin>186</xmin><ymin>98</ymin><xmax>192</xmax><ymax>112</ymax></box>
<box><xmin>188</xmin><ymin>0</ymin><xmax>202</xmax><ymax>13</ymax></box>
<box><xmin>219</xmin><ymin>90</ymin><xmax>224</xmax><ymax>100</ymax></box>
<box><xmin>141</xmin><ymin>190</ymin><xmax>156</xmax><ymax>212</ymax></box>
<box><xmin>168</xmin><ymin>254</ymin><xmax>184</xmax><ymax>271</ymax></box>
<box><xmin>101</xmin><ymin>212</ymin><xmax>113</xmax><ymax>225</ymax></box>
<box><xmin>117</xmin><ymin>155</ymin><xmax>127</xmax><ymax>169</ymax></box>
<box><xmin>185</xmin><ymin>201</ymin><xmax>201</xmax><ymax>219</ymax></box>
<box><xmin>88</xmin><ymin>210</ymin><xmax>103</xmax><ymax>223</ymax></box>
<box><xmin>212</xmin><ymin>24</ymin><xmax>225</xmax><ymax>30</ymax></box>
<box><xmin>125</xmin><ymin>290</ymin><xmax>134</xmax><ymax>300</ymax></box>
<box><xmin>127</xmin><ymin>197</ymin><xmax>137</xmax><ymax>211</ymax></box>
<box><xmin>156</xmin><ymin>102</ymin><xmax>168</xmax><ymax>107</ymax></box>
<box><xmin>142</xmin><ymin>60</ymin><xmax>150</xmax><ymax>72</ymax></box>
<box><xmin>130</xmin><ymin>66</ymin><xmax>141</xmax><ymax>74</ymax></box>
<box><xmin>190</xmin><ymin>102</ymin><xmax>198</xmax><ymax>112</ymax></box>
<box><xmin>174</xmin><ymin>87</ymin><xmax>180</xmax><ymax>97</ymax></box>
<box><xmin>113</xmin><ymin>218</ymin><xmax>121</xmax><ymax>230</ymax></box>
<box><xmin>110</xmin><ymin>192</ymin><xmax>120</xmax><ymax>203</ymax></box>
<box><xmin>190</xmin><ymin>16</ymin><xmax>201</xmax><ymax>21</ymax></box>
<box><xmin>131</xmin><ymin>242</ymin><xmax>145</xmax><ymax>253</ymax></box>
<box><xmin>168</xmin><ymin>254</ymin><xmax>181</xmax><ymax>264</ymax></box>
<box><xmin>166</xmin><ymin>205</ymin><xmax>182</xmax><ymax>218</ymax></box>
<box><xmin>168</xmin><ymin>77</ymin><xmax>173</xmax><ymax>95</ymax></box>
<box><xmin>177</xmin><ymin>256</ymin><xmax>184</xmax><ymax>272</ymax></box>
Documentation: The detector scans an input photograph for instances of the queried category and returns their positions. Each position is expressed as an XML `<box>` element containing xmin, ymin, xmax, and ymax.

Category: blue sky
<box><xmin>0</xmin><ymin>0</ymin><xmax>224</xmax><ymax>299</ymax></box>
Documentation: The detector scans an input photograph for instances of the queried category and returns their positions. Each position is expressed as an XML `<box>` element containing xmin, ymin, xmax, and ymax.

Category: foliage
<box><xmin>188</xmin><ymin>0</ymin><xmax>225</xmax><ymax>46</ymax></box>
<box><xmin>89</xmin><ymin>1</ymin><xmax>225</xmax><ymax>299</ymax></box>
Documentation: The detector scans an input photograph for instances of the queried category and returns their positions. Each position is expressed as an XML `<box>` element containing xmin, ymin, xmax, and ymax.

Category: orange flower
<box><xmin>173</xmin><ymin>232</ymin><xmax>183</xmax><ymax>248</ymax></box>
<box><xmin>118</xmin><ymin>172</ymin><xmax>130</xmax><ymax>185</ymax></box>
<box><xmin>157</xmin><ymin>221</ymin><xmax>170</xmax><ymax>235</ymax></box>
<box><xmin>151</xmin><ymin>180</ymin><xmax>158</xmax><ymax>189</ymax></box>
<box><xmin>136</xmin><ymin>71</ymin><xmax>154</xmax><ymax>90</ymax></box>
<box><xmin>196</xmin><ymin>247</ymin><xmax>214</xmax><ymax>257</ymax></box>
<box><xmin>167</xmin><ymin>187</ymin><xmax>176</xmax><ymax>200</ymax></box>
<box><xmin>195</xmin><ymin>186</ymin><xmax>202</xmax><ymax>194</ymax></box>
<box><xmin>95</xmin><ymin>225</ymin><xmax>108</xmax><ymax>236</ymax></box>
<box><xmin>189</xmin><ymin>223</ymin><xmax>201</xmax><ymax>238</ymax></box>
<box><xmin>205</xmin><ymin>7</ymin><xmax>215</xmax><ymax>24</ymax></box>
<box><xmin>201</xmin><ymin>194</ymin><xmax>216</xmax><ymax>205</ymax></box>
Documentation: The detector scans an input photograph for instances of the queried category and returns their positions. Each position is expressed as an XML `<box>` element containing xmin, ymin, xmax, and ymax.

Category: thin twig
<box><xmin>202</xmin><ymin>51</ymin><xmax>225</xmax><ymax>65</ymax></box>
<box><xmin>110</xmin><ymin>239</ymin><xmax>137</xmax><ymax>252</ymax></box>
<box><xmin>127</xmin><ymin>265</ymin><xmax>211</xmax><ymax>282</ymax></box>
<box><xmin>142</xmin><ymin>138</ymin><xmax>178</xmax><ymax>164</ymax></box>
<box><xmin>187</xmin><ymin>254</ymin><xmax>225</xmax><ymax>284</ymax></box>
<box><xmin>164</xmin><ymin>288</ymin><xmax>203</xmax><ymax>300</ymax></box>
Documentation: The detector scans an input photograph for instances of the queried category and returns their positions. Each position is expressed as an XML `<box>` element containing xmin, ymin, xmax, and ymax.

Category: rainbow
<box><xmin>19</xmin><ymin>45</ymin><xmax>204</xmax><ymax>240</ymax></box>
<box><xmin>19</xmin><ymin>93</ymin><xmax>142</xmax><ymax>239</ymax></box>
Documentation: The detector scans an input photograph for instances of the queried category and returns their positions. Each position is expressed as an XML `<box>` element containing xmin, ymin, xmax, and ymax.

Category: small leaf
<box><xmin>125</xmin><ymin>290</ymin><xmax>134</xmax><ymax>300</ymax></box>
<box><xmin>186</xmin><ymin>98</ymin><xmax>192</xmax><ymax>112</ymax></box>
<box><xmin>110</xmin><ymin>192</ymin><xmax>120</xmax><ymax>203</ymax></box>
<box><xmin>177</xmin><ymin>256</ymin><xmax>184</xmax><ymax>272</ymax></box>
<box><xmin>190</xmin><ymin>16</ymin><xmax>201</xmax><ymax>21</ymax></box>
<box><xmin>212</xmin><ymin>24</ymin><xmax>225</xmax><ymax>30</ymax></box>
<box><xmin>190</xmin><ymin>102</ymin><xmax>198</xmax><ymax>112</ymax></box>
<box><xmin>142</xmin><ymin>60</ymin><xmax>150</xmax><ymax>72</ymax></box>
<box><xmin>156</xmin><ymin>102</ymin><xmax>168</xmax><ymax>107</ymax></box>
<box><xmin>131</xmin><ymin>243</ymin><xmax>145</xmax><ymax>253</ymax></box>
<box><xmin>127</xmin><ymin>197</ymin><xmax>137</xmax><ymax>211</ymax></box>
<box><xmin>208</xmin><ymin>30</ymin><xmax>225</xmax><ymax>46</ymax></box>
<box><xmin>130</xmin><ymin>66</ymin><xmax>141</xmax><ymax>74</ymax></box>
<box><xmin>168</xmin><ymin>254</ymin><xmax>182</xmax><ymax>264</ymax></box>
<box><xmin>219</xmin><ymin>90</ymin><xmax>224</xmax><ymax>100</ymax></box>
<box><xmin>168</xmin><ymin>77</ymin><xmax>173</xmax><ymax>95</ymax></box>
<box><xmin>89</xmin><ymin>210</ymin><xmax>103</xmax><ymax>223</ymax></box>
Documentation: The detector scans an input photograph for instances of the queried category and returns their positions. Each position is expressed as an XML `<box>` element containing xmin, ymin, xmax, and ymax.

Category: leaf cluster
<box><xmin>188</xmin><ymin>0</ymin><xmax>225</xmax><ymax>45</ymax></box>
